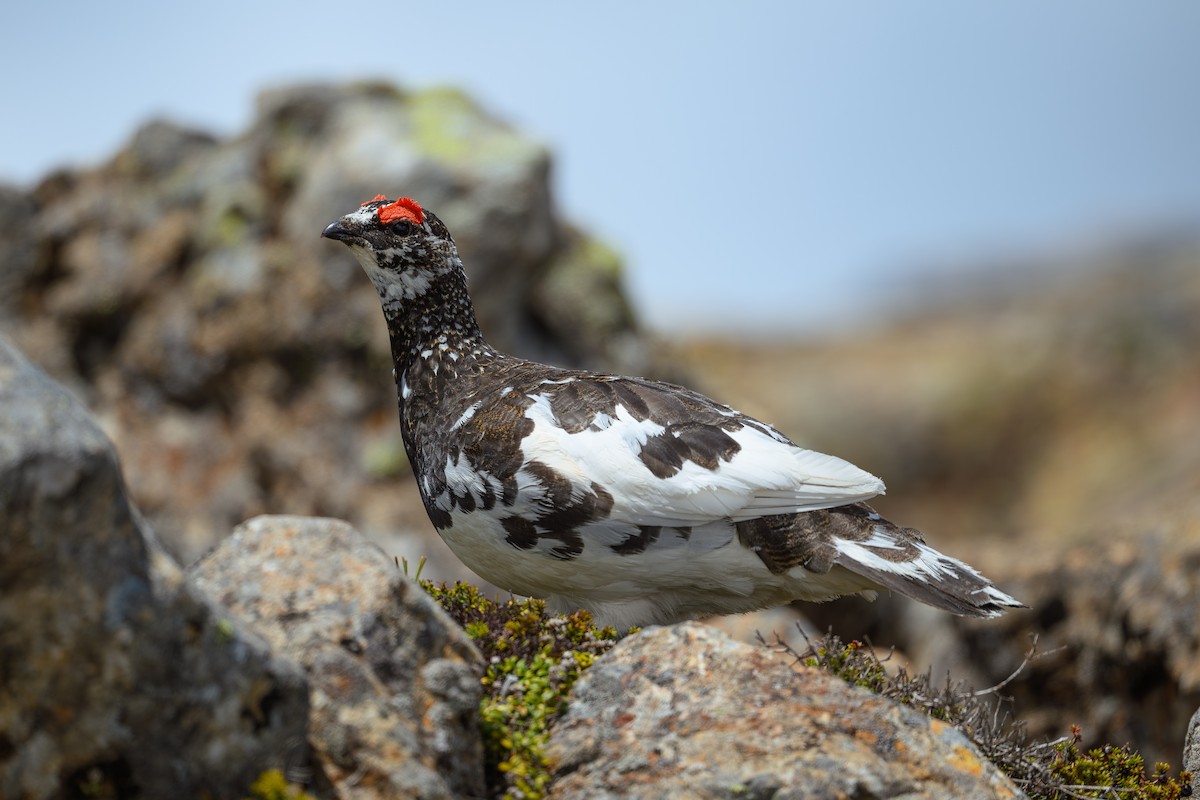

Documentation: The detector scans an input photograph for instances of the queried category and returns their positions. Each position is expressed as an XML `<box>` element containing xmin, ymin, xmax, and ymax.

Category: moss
<box><xmin>1047</xmin><ymin>733</ymin><xmax>1192</xmax><ymax>800</ymax></box>
<box><xmin>423</xmin><ymin>580</ymin><xmax>628</xmax><ymax>800</ymax></box>
<box><xmin>244</xmin><ymin>768</ymin><xmax>315</xmax><ymax>800</ymax></box>
<box><xmin>787</xmin><ymin>631</ymin><xmax>1192</xmax><ymax>800</ymax></box>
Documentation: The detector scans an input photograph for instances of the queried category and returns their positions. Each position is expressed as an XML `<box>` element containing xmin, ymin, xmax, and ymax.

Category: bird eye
<box><xmin>389</xmin><ymin>220</ymin><xmax>417</xmax><ymax>236</ymax></box>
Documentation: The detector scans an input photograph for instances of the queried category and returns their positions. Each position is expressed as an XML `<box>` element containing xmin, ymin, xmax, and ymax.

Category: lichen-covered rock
<box><xmin>546</xmin><ymin>622</ymin><xmax>1025</xmax><ymax>800</ymax></box>
<box><xmin>0</xmin><ymin>337</ymin><xmax>312</xmax><ymax>800</ymax></box>
<box><xmin>0</xmin><ymin>81</ymin><xmax>644</xmax><ymax>567</ymax></box>
<box><xmin>189</xmin><ymin>515</ymin><xmax>485</xmax><ymax>800</ymax></box>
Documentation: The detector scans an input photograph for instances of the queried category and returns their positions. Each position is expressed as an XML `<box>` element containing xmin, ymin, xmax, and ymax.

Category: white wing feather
<box><xmin>521</xmin><ymin>393</ymin><xmax>884</xmax><ymax>528</ymax></box>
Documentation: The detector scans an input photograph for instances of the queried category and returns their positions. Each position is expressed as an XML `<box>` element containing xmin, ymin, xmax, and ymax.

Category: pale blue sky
<box><xmin>4</xmin><ymin>3</ymin><xmax>1198</xmax><ymax>332</ymax></box>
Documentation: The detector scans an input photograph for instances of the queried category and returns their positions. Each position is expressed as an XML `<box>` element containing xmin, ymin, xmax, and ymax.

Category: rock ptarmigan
<box><xmin>322</xmin><ymin>195</ymin><xmax>1024</xmax><ymax>629</ymax></box>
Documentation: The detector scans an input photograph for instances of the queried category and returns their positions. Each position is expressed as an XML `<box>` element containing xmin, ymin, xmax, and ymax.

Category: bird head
<box><xmin>321</xmin><ymin>195</ymin><xmax>460</xmax><ymax>302</ymax></box>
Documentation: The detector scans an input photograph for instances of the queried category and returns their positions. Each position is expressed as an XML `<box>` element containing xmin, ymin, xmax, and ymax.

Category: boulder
<box><xmin>0</xmin><ymin>82</ymin><xmax>644</xmax><ymax>569</ymax></box>
<box><xmin>546</xmin><ymin>622</ymin><xmax>1025</xmax><ymax>800</ymax></box>
<box><xmin>189</xmin><ymin>515</ymin><xmax>486</xmax><ymax>800</ymax></box>
<box><xmin>0</xmin><ymin>337</ymin><xmax>312</xmax><ymax>799</ymax></box>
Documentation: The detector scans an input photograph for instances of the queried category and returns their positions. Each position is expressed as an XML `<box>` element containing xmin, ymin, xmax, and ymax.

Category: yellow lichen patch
<box><xmin>947</xmin><ymin>743</ymin><xmax>985</xmax><ymax>778</ymax></box>
<box><xmin>853</xmin><ymin>728</ymin><xmax>879</xmax><ymax>748</ymax></box>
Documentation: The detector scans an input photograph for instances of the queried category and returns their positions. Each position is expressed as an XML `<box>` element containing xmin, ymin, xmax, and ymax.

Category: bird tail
<box><xmin>830</xmin><ymin>508</ymin><xmax>1025</xmax><ymax>618</ymax></box>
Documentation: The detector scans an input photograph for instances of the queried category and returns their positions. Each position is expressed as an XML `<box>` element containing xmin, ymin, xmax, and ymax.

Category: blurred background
<box><xmin>5</xmin><ymin>2</ymin><xmax>1200</xmax><ymax>333</ymax></box>
<box><xmin>3</xmin><ymin>1</ymin><xmax>1199</xmax><ymax>765</ymax></box>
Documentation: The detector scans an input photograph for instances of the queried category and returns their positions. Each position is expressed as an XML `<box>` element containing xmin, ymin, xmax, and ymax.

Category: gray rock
<box><xmin>547</xmin><ymin>622</ymin><xmax>1025</xmax><ymax>800</ymax></box>
<box><xmin>114</xmin><ymin>118</ymin><xmax>218</xmax><ymax>179</ymax></box>
<box><xmin>0</xmin><ymin>337</ymin><xmax>312</xmax><ymax>800</ymax></box>
<box><xmin>189</xmin><ymin>515</ymin><xmax>486</xmax><ymax>800</ymax></box>
<box><xmin>1184</xmin><ymin>707</ymin><xmax>1200</xmax><ymax>796</ymax></box>
<box><xmin>0</xmin><ymin>185</ymin><xmax>39</xmax><ymax>318</ymax></box>
<box><xmin>273</xmin><ymin>83</ymin><xmax>561</xmax><ymax>361</ymax></box>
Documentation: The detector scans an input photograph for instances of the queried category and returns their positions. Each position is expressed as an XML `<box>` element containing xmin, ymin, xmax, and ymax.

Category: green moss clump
<box><xmin>423</xmin><ymin>581</ymin><xmax>627</xmax><ymax>800</ymax></box>
<box><xmin>786</xmin><ymin>631</ymin><xmax>1192</xmax><ymax>800</ymax></box>
<box><xmin>1047</xmin><ymin>732</ymin><xmax>1192</xmax><ymax>800</ymax></box>
<box><xmin>244</xmin><ymin>769</ymin><xmax>315</xmax><ymax>800</ymax></box>
<box><xmin>800</xmin><ymin>637</ymin><xmax>891</xmax><ymax>695</ymax></box>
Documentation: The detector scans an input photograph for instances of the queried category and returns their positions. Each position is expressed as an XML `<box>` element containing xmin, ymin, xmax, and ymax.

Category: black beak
<box><xmin>321</xmin><ymin>220</ymin><xmax>353</xmax><ymax>241</ymax></box>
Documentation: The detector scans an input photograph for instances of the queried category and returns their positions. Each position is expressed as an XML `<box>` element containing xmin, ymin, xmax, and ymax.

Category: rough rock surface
<box><xmin>189</xmin><ymin>515</ymin><xmax>485</xmax><ymax>800</ymax></box>
<box><xmin>546</xmin><ymin>622</ymin><xmax>1025</xmax><ymax>800</ymax></box>
<box><xmin>0</xmin><ymin>81</ymin><xmax>644</xmax><ymax>567</ymax></box>
<box><xmin>0</xmin><ymin>337</ymin><xmax>311</xmax><ymax>799</ymax></box>
<box><xmin>1185</xmin><ymin>707</ymin><xmax>1200</xmax><ymax>797</ymax></box>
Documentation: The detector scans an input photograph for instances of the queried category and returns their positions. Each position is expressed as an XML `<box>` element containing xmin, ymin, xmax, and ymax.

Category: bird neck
<box><xmin>377</xmin><ymin>267</ymin><xmax>497</xmax><ymax>411</ymax></box>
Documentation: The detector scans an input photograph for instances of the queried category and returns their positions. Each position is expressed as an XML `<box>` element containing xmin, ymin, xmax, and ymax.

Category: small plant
<box><xmin>244</xmin><ymin>769</ymin><xmax>316</xmax><ymax>800</ymax></box>
<box><xmin>422</xmin><ymin>580</ymin><xmax>627</xmax><ymax>800</ymax></box>
<box><xmin>776</xmin><ymin>630</ymin><xmax>1192</xmax><ymax>800</ymax></box>
<box><xmin>1044</xmin><ymin>728</ymin><xmax>1192</xmax><ymax>800</ymax></box>
<box><xmin>396</xmin><ymin>554</ymin><xmax>427</xmax><ymax>582</ymax></box>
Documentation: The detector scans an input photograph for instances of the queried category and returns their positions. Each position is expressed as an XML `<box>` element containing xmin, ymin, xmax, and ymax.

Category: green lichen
<box><xmin>244</xmin><ymin>768</ymin><xmax>315</xmax><ymax>800</ymax></box>
<box><xmin>533</xmin><ymin>232</ymin><xmax>636</xmax><ymax>354</ymax></box>
<box><xmin>408</xmin><ymin>86</ymin><xmax>542</xmax><ymax>166</ymax></box>
<box><xmin>214</xmin><ymin>617</ymin><xmax>236</xmax><ymax>645</ymax></box>
<box><xmin>210</xmin><ymin>205</ymin><xmax>253</xmax><ymax>247</ymax></box>
<box><xmin>362</xmin><ymin>434</ymin><xmax>409</xmax><ymax>479</ymax></box>
<box><xmin>423</xmin><ymin>580</ymin><xmax>627</xmax><ymax>800</ymax></box>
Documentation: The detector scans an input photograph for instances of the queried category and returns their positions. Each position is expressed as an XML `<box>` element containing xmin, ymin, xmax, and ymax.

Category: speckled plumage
<box><xmin>322</xmin><ymin>196</ymin><xmax>1024</xmax><ymax>628</ymax></box>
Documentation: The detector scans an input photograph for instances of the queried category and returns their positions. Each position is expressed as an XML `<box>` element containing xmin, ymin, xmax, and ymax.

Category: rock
<box><xmin>1185</xmin><ymin>707</ymin><xmax>1200</xmax><ymax>796</ymax></box>
<box><xmin>189</xmin><ymin>515</ymin><xmax>485</xmax><ymax>800</ymax></box>
<box><xmin>0</xmin><ymin>184</ymin><xmax>40</xmax><ymax>316</ymax></box>
<box><xmin>947</xmin><ymin>540</ymin><xmax>1200</xmax><ymax>768</ymax></box>
<box><xmin>546</xmin><ymin>622</ymin><xmax>1025</xmax><ymax>800</ymax></box>
<box><xmin>1180</xmin><ymin>710</ymin><xmax>1200</xmax><ymax>796</ymax></box>
<box><xmin>531</xmin><ymin>226</ymin><xmax>646</xmax><ymax>372</ymax></box>
<box><xmin>2</xmin><ymin>81</ymin><xmax>646</xmax><ymax>568</ymax></box>
<box><xmin>273</xmin><ymin>83</ymin><xmax>561</xmax><ymax>362</ymax></box>
<box><xmin>0</xmin><ymin>337</ymin><xmax>312</xmax><ymax>800</ymax></box>
<box><xmin>112</xmin><ymin>118</ymin><xmax>219</xmax><ymax>180</ymax></box>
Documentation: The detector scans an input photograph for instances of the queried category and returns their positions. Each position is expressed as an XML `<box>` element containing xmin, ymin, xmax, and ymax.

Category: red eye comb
<box><xmin>378</xmin><ymin>197</ymin><xmax>425</xmax><ymax>225</ymax></box>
